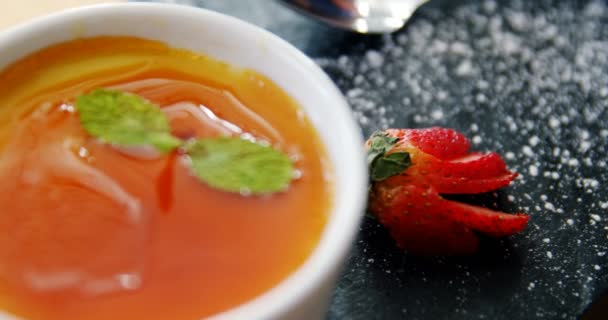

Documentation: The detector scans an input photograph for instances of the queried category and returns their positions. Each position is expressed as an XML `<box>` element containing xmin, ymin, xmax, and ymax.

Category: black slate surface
<box><xmin>143</xmin><ymin>1</ymin><xmax>608</xmax><ymax>319</ymax></box>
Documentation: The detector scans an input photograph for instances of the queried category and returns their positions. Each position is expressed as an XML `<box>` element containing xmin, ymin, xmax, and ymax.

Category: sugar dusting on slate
<box><xmin>313</xmin><ymin>0</ymin><xmax>608</xmax><ymax>319</ymax></box>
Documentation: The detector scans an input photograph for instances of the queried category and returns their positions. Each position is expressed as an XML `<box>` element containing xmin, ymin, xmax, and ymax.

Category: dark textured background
<box><xmin>141</xmin><ymin>1</ymin><xmax>608</xmax><ymax>319</ymax></box>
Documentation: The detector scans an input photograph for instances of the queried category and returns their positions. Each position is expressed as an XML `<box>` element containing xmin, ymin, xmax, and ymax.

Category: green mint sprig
<box><xmin>185</xmin><ymin>138</ymin><xmax>293</xmax><ymax>194</ymax></box>
<box><xmin>76</xmin><ymin>89</ymin><xmax>182</xmax><ymax>153</ymax></box>
<box><xmin>75</xmin><ymin>89</ymin><xmax>294</xmax><ymax>194</ymax></box>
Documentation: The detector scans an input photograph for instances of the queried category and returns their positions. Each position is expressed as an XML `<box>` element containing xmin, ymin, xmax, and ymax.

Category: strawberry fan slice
<box><xmin>366</xmin><ymin>127</ymin><xmax>530</xmax><ymax>255</ymax></box>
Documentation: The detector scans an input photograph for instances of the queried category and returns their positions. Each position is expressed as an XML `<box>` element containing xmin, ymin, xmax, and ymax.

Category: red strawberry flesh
<box><xmin>367</xmin><ymin>127</ymin><xmax>530</xmax><ymax>255</ymax></box>
<box><xmin>387</xmin><ymin>127</ymin><xmax>471</xmax><ymax>160</ymax></box>
<box><xmin>370</xmin><ymin>184</ymin><xmax>480</xmax><ymax>255</ymax></box>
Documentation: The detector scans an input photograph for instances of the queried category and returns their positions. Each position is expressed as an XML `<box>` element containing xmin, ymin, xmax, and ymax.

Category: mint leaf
<box><xmin>367</xmin><ymin>131</ymin><xmax>411</xmax><ymax>182</ymax></box>
<box><xmin>76</xmin><ymin>89</ymin><xmax>182</xmax><ymax>153</ymax></box>
<box><xmin>370</xmin><ymin>152</ymin><xmax>411</xmax><ymax>181</ymax></box>
<box><xmin>186</xmin><ymin>137</ymin><xmax>294</xmax><ymax>194</ymax></box>
<box><xmin>75</xmin><ymin>89</ymin><xmax>295</xmax><ymax>195</ymax></box>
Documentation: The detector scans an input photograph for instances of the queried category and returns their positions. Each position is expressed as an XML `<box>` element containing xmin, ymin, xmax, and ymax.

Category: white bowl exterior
<box><xmin>0</xmin><ymin>3</ymin><xmax>368</xmax><ymax>320</ymax></box>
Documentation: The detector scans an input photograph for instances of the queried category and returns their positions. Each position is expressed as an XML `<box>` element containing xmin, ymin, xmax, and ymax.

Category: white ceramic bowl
<box><xmin>0</xmin><ymin>3</ymin><xmax>368</xmax><ymax>320</ymax></box>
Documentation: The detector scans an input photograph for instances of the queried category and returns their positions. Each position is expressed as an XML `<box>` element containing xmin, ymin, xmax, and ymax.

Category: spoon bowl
<box><xmin>279</xmin><ymin>0</ymin><xmax>429</xmax><ymax>34</ymax></box>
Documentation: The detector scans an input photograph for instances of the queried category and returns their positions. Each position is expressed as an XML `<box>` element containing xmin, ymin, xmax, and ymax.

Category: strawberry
<box><xmin>366</xmin><ymin>127</ymin><xmax>529</xmax><ymax>255</ymax></box>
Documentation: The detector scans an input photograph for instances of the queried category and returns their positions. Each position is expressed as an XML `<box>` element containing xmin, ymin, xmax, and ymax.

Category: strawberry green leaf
<box><xmin>76</xmin><ymin>89</ymin><xmax>182</xmax><ymax>153</ymax></box>
<box><xmin>367</xmin><ymin>131</ymin><xmax>410</xmax><ymax>182</ymax></box>
<box><xmin>371</xmin><ymin>152</ymin><xmax>411</xmax><ymax>181</ymax></box>
<box><xmin>186</xmin><ymin>137</ymin><xmax>294</xmax><ymax>194</ymax></box>
<box><xmin>367</xmin><ymin>131</ymin><xmax>398</xmax><ymax>166</ymax></box>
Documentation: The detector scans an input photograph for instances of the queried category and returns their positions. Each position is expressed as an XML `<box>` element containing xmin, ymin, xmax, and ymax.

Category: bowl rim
<box><xmin>0</xmin><ymin>3</ymin><xmax>368</xmax><ymax>320</ymax></box>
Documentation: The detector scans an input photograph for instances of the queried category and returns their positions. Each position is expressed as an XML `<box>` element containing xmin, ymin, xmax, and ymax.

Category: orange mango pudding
<box><xmin>0</xmin><ymin>37</ymin><xmax>333</xmax><ymax>320</ymax></box>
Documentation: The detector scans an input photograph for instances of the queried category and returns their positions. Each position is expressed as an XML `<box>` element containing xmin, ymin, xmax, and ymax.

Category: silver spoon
<box><xmin>278</xmin><ymin>0</ymin><xmax>429</xmax><ymax>34</ymax></box>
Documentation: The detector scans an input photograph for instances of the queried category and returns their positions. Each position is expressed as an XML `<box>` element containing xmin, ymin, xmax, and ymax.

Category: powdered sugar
<box><xmin>311</xmin><ymin>0</ymin><xmax>608</xmax><ymax>318</ymax></box>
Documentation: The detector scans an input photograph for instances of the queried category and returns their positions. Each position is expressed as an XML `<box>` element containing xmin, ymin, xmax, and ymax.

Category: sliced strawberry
<box><xmin>370</xmin><ymin>184</ymin><xmax>479</xmax><ymax>255</ymax></box>
<box><xmin>382</xmin><ymin>216</ymin><xmax>479</xmax><ymax>256</ymax></box>
<box><xmin>440</xmin><ymin>200</ymin><xmax>530</xmax><ymax>237</ymax></box>
<box><xmin>373</xmin><ymin>183</ymin><xmax>527</xmax><ymax>237</ymax></box>
<box><xmin>366</xmin><ymin>127</ymin><xmax>530</xmax><ymax>255</ymax></box>
<box><xmin>385</xmin><ymin>127</ymin><xmax>471</xmax><ymax>160</ymax></box>
<box><xmin>434</xmin><ymin>152</ymin><xmax>508</xmax><ymax>180</ymax></box>
<box><xmin>378</xmin><ymin>153</ymin><xmax>517</xmax><ymax>195</ymax></box>
<box><xmin>432</xmin><ymin>172</ymin><xmax>517</xmax><ymax>194</ymax></box>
